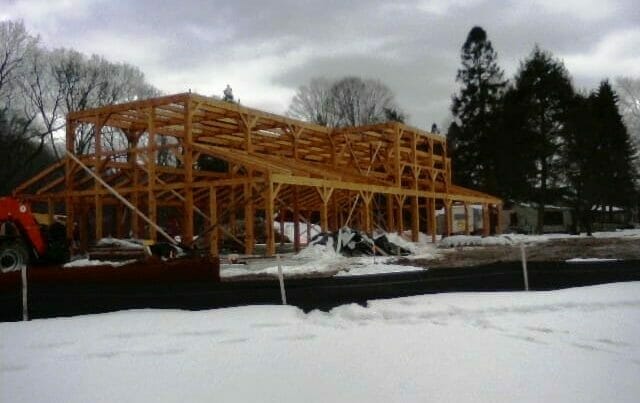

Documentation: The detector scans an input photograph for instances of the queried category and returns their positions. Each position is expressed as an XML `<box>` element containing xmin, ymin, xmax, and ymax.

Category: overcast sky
<box><xmin>3</xmin><ymin>0</ymin><xmax>639</xmax><ymax>129</ymax></box>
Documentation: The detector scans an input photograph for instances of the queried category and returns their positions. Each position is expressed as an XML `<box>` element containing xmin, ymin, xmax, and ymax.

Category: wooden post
<box><xmin>95</xmin><ymin>196</ymin><xmax>103</xmax><ymax>241</ymax></box>
<box><xmin>147</xmin><ymin>107</ymin><xmax>158</xmax><ymax>241</ymax></box>
<box><xmin>79</xmin><ymin>204</ymin><xmax>89</xmax><ymax>252</ymax></box>
<box><xmin>265</xmin><ymin>176</ymin><xmax>275</xmax><ymax>256</ymax></box>
<box><xmin>115</xmin><ymin>208</ymin><xmax>125</xmax><ymax>239</ymax></box>
<box><xmin>330</xmin><ymin>195</ymin><xmax>339</xmax><ymax>231</ymax></box>
<box><xmin>394</xmin><ymin>127</ymin><xmax>402</xmax><ymax>186</ymax></box>
<box><xmin>429</xmin><ymin>198</ymin><xmax>436</xmax><ymax>243</ymax></box>
<box><xmin>496</xmin><ymin>204</ymin><xmax>503</xmax><ymax>235</ymax></box>
<box><xmin>396</xmin><ymin>195</ymin><xmax>404</xmax><ymax>236</ymax></box>
<box><xmin>65</xmin><ymin>120</ymin><xmax>75</xmax><ymax>242</ymax></box>
<box><xmin>411</xmin><ymin>195</ymin><xmax>419</xmax><ymax>242</ymax></box>
<box><xmin>386</xmin><ymin>195</ymin><xmax>395</xmax><ymax>232</ymax></box>
<box><xmin>320</xmin><ymin>201</ymin><xmax>328</xmax><ymax>233</ymax></box>
<box><xmin>464</xmin><ymin>202</ymin><xmax>470</xmax><ymax>235</ymax></box>
<box><xmin>94</xmin><ymin>119</ymin><xmax>103</xmax><ymax>241</ymax></box>
<box><xmin>293</xmin><ymin>186</ymin><xmax>300</xmax><ymax>252</ymax></box>
<box><xmin>444</xmin><ymin>200</ymin><xmax>452</xmax><ymax>238</ymax></box>
<box><xmin>244</xmin><ymin>182</ymin><xmax>254</xmax><ymax>255</ymax></box>
<box><xmin>183</xmin><ymin>100</ymin><xmax>194</xmax><ymax>244</ymax></box>
<box><xmin>279</xmin><ymin>207</ymin><xmax>286</xmax><ymax>247</ymax></box>
<box><xmin>47</xmin><ymin>198</ymin><xmax>54</xmax><ymax>225</ymax></box>
<box><xmin>129</xmin><ymin>131</ymin><xmax>140</xmax><ymax>238</ymax></box>
<box><xmin>209</xmin><ymin>186</ymin><xmax>218</xmax><ymax>257</ymax></box>
<box><xmin>317</xmin><ymin>186</ymin><xmax>333</xmax><ymax>233</ymax></box>
<box><xmin>482</xmin><ymin>203</ymin><xmax>490</xmax><ymax>237</ymax></box>
<box><xmin>363</xmin><ymin>194</ymin><xmax>372</xmax><ymax>236</ymax></box>
<box><xmin>229</xmin><ymin>185</ymin><xmax>236</xmax><ymax>236</ymax></box>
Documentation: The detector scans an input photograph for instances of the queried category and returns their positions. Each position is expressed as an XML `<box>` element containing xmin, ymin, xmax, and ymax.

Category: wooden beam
<box><xmin>464</xmin><ymin>202</ymin><xmax>470</xmax><ymax>236</ymax></box>
<box><xmin>183</xmin><ymin>100</ymin><xmax>194</xmax><ymax>244</ymax></box>
<box><xmin>293</xmin><ymin>186</ymin><xmax>300</xmax><ymax>252</ymax></box>
<box><xmin>65</xmin><ymin>121</ymin><xmax>76</xmax><ymax>242</ymax></box>
<box><xmin>147</xmin><ymin>107</ymin><xmax>158</xmax><ymax>241</ymax></box>
<box><xmin>483</xmin><ymin>203</ymin><xmax>490</xmax><ymax>237</ymax></box>
<box><xmin>445</xmin><ymin>199</ymin><xmax>453</xmax><ymax>237</ymax></box>
<box><xmin>411</xmin><ymin>195</ymin><xmax>419</xmax><ymax>242</ymax></box>
<box><xmin>244</xmin><ymin>181</ymin><xmax>254</xmax><ymax>255</ymax></box>
<box><xmin>94</xmin><ymin>117</ymin><xmax>104</xmax><ymax>241</ymax></box>
<box><xmin>209</xmin><ymin>186</ymin><xmax>218</xmax><ymax>257</ymax></box>
<box><xmin>265</xmin><ymin>175</ymin><xmax>275</xmax><ymax>256</ymax></box>
<box><xmin>428</xmin><ymin>197</ymin><xmax>436</xmax><ymax>243</ymax></box>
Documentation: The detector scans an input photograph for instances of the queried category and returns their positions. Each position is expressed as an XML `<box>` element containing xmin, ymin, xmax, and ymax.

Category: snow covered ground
<box><xmin>219</xmin><ymin>228</ymin><xmax>640</xmax><ymax>279</ymax></box>
<box><xmin>2</xmin><ymin>282</ymin><xmax>639</xmax><ymax>402</ymax></box>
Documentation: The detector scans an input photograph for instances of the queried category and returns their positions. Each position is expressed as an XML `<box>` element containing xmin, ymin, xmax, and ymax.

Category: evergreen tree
<box><xmin>493</xmin><ymin>86</ymin><xmax>538</xmax><ymax>202</ymax></box>
<box><xmin>564</xmin><ymin>82</ymin><xmax>638</xmax><ymax>233</ymax></box>
<box><xmin>563</xmin><ymin>93</ymin><xmax>601</xmax><ymax>234</ymax></box>
<box><xmin>592</xmin><ymin>81</ymin><xmax>637</xmax><ymax>209</ymax></box>
<box><xmin>503</xmin><ymin>46</ymin><xmax>575</xmax><ymax>233</ymax></box>
<box><xmin>450</xmin><ymin>26</ymin><xmax>506</xmax><ymax>193</ymax></box>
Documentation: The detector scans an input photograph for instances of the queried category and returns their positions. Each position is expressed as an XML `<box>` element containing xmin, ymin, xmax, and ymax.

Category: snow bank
<box><xmin>292</xmin><ymin>236</ymin><xmax>338</xmax><ymax>260</ymax></box>
<box><xmin>63</xmin><ymin>258</ymin><xmax>137</xmax><ymax>268</ymax></box>
<box><xmin>96</xmin><ymin>237</ymin><xmax>144</xmax><ymax>249</ymax></box>
<box><xmin>439</xmin><ymin>234</ymin><xmax>514</xmax><ymax>247</ymax></box>
<box><xmin>566</xmin><ymin>257</ymin><xmax>619</xmax><ymax>263</ymax></box>
<box><xmin>383</xmin><ymin>232</ymin><xmax>418</xmax><ymax>253</ymax></box>
<box><xmin>2</xmin><ymin>282</ymin><xmax>639</xmax><ymax>403</ymax></box>
<box><xmin>334</xmin><ymin>257</ymin><xmax>425</xmax><ymax>277</ymax></box>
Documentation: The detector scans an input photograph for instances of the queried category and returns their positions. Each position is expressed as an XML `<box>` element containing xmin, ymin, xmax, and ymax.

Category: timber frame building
<box><xmin>14</xmin><ymin>92</ymin><xmax>502</xmax><ymax>256</ymax></box>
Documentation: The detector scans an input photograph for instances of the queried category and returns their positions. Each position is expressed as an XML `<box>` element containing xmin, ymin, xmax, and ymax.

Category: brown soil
<box><xmin>399</xmin><ymin>237</ymin><xmax>640</xmax><ymax>269</ymax></box>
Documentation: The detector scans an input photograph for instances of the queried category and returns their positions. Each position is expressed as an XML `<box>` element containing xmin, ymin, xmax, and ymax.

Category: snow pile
<box><xmin>292</xmin><ymin>236</ymin><xmax>338</xmax><ymax>260</ymax></box>
<box><xmin>384</xmin><ymin>232</ymin><xmax>418</xmax><ymax>253</ymax></box>
<box><xmin>2</xmin><ymin>282</ymin><xmax>639</xmax><ymax>403</ymax></box>
<box><xmin>221</xmin><ymin>257</ymin><xmax>346</xmax><ymax>279</ymax></box>
<box><xmin>334</xmin><ymin>256</ymin><xmax>425</xmax><ymax>276</ymax></box>
<box><xmin>592</xmin><ymin>229</ymin><xmax>640</xmax><ymax>238</ymax></box>
<box><xmin>566</xmin><ymin>257</ymin><xmax>619</xmax><ymax>263</ymax></box>
<box><xmin>96</xmin><ymin>237</ymin><xmax>144</xmax><ymax>249</ymax></box>
<box><xmin>63</xmin><ymin>258</ymin><xmax>137</xmax><ymax>268</ymax></box>
<box><xmin>439</xmin><ymin>234</ymin><xmax>515</xmax><ymax>247</ymax></box>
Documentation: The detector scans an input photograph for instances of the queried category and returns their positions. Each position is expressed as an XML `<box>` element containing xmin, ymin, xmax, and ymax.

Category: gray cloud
<box><xmin>4</xmin><ymin>0</ymin><xmax>639</xmax><ymax>129</ymax></box>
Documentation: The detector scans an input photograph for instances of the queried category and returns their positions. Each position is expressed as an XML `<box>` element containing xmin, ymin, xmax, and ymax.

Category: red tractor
<box><xmin>0</xmin><ymin>197</ymin><xmax>68</xmax><ymax>273</ymax></box>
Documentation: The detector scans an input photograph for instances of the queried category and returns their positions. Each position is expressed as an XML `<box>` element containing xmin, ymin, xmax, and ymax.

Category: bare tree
<box><xmin>330</xmin><ymin>77</ymin><xmax>397</xmax><ymax>127</ymax></box>
<box><xmin>614</xmin><ymin>76</ymin><xmax>640</xmax><ymax>157</ymax></box>
<box><xmin>287</xmin><ymin>78</ymin><xmax>336</xmax><ymax>126</ymax></box>
<box><xmin>287</xmin><ymin>76</ymin><xmax>403</xmax><ymax>128</ymax></box>
<box><xmin>0</xmin><ymin>20</ymin><xmax>38</xmax><ymax>109</ymax></box>
<box><xmin>20</xmin><ymin>47</ymin><xmax>160</xmax><ymax>156</ymax></box>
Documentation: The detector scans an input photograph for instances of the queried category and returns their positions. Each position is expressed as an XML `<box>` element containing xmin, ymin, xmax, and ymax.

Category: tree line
<box><xmin>0</xmin><ymin>20</ymin><xmax>159</xmax><ymax>195</ymax></box>
<box><xmin>448</xmin><ymin>26</ymin><xmax>637</xmax><ymax>233</ymax></box>
<box><xmin>2</xmin><ymin>18</ymin><xmax>638</xmax><ymax>235</ymax></box>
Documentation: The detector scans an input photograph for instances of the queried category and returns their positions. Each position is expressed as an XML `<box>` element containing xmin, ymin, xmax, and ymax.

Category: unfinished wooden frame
<box><xmin>14</xmin><ymin>92</ymin><xmax>502</xmax><ymax>256</ymax></box>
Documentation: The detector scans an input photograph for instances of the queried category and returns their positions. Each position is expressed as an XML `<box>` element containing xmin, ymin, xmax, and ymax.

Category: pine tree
<box><xmin>504</xmin><ymin>46</ymin><xmax>575</xmax><ymax>233</ymax></box>
<box><xmin>450</xmin><ymin>26</ymin><xmax>506</xmax><ymax>193</ymax></box>
<box><xmin>563</xmin><ymin>93</ymin><xmax>600</xmax><ymax>234</ymax></box>
<box><xmin>593</xmin><ymin>81</ymin><xmax>637</xmax><ymax>209</ymax></box>
<box><xmin>564</xmin><ymin>82</ymin><xmax>638</xmax><ymax>233</ymax></box>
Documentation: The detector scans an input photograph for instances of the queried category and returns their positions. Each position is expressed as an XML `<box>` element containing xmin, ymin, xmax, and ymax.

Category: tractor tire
<box><xmin>0</xmin><ymin>241</ymin><xmax>30</xmax><ymax>273</ymax></box>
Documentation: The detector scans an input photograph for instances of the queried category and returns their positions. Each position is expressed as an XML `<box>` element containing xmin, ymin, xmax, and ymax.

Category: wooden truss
<box><xmin>14</xmin><ymin>92</ymin><xmax>502</xmax><ymax>256</ymax></box>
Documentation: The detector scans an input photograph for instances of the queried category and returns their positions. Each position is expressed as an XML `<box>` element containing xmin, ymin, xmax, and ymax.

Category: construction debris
<box><xmin>309</xmin><ymin>228</ymin><xmax>412</xmax><ymax>257</ymax></box>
